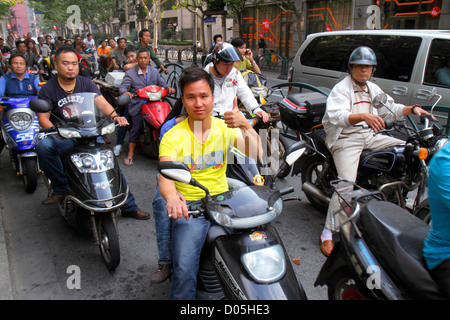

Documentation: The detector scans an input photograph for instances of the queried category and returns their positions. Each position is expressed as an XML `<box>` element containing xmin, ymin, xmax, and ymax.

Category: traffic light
<box><xmin>53</xmin><ymin>25</ymin><xmax>57</xmax><ymax>30</ymax></box>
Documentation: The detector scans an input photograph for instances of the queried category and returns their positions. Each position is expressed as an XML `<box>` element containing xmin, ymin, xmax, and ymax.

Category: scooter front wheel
<box><xmin>96</xmin><ymin>212</ymin><xmax>120</xmax><ymax>270</ymax></box>
<box><xmin>22</xmin><ymin>157</ymin><xmax>38</xmax><ymax>193</ymax></box>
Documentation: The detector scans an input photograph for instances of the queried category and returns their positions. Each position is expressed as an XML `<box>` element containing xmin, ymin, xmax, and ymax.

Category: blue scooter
<box><xmin>0</xmin><ymin>97</ymin><xmax>41</xmax><ymax>193</ymax></box>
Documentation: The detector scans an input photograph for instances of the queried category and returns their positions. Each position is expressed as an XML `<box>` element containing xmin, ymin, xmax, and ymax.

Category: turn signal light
<box><xmin>418</xmin><ymin>148</ymin><xmax>429</xmax><ymax>160</ymax></box>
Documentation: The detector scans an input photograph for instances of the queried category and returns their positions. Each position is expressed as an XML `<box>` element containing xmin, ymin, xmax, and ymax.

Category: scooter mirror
<box><xmin>285</xmin><ymin>141</ymin><xmax>307</xmax><ymax>166</ymax></box>
<box><xmin>29</xmin><ymin>98</ymin><xmax>52</xmax><ymax>113</ymax></box>
<box><xmin>372</xmin><ymin>93</ymin><xmax>387</xmax><ymax>109</ymax></box>
<box><xmin>115</xmin><ymin>94</ymin><xmax>131</xmax><ymax>107</ymax></box>
<box><xmin>157</xmin><ymin>161</ymin><xmax>192</xmax><ymax>184</ymax></box>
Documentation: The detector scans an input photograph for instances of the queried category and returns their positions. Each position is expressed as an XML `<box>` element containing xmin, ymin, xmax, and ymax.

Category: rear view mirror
<box><xmin>115</xmin><ymin>94</ymin><xmax>131</xmax><ymax>108</ymax></box>
<box><xmin>157</xmin><ymin>161</ymin><xmax>192</xmax><ymax>184</ymax></box>
<box><xmin>29</xmin><ymin>98</ymin><xmax>52</xmax><ymax>113</ymax></box>
<box><xmin>372</xmin><ymin>93</ymin><xmax>387</xmax><ymax>109</ymax></box>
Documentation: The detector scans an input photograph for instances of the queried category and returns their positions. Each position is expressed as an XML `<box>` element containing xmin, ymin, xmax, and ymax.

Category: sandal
<box><xmin>124</xmin><ymin>158</ymin><xmax>133</xmax><ymax>166</ymax></box>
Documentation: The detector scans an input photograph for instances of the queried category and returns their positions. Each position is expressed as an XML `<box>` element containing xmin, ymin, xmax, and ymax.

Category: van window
<box><xmin>424</xmin><ymin>39</ymin><xmax>450</xmax><ymax>88</ymax></box>
<box><xmin>300</xmin><ymin>35</ymin><xmax>422</xmax><ymax>82</ymax></box>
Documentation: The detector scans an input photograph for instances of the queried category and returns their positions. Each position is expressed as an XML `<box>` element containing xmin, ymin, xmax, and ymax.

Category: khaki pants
<box><xmin>325</xmin><ymin>131</ymin><xmax>404</xmax><ymax>231</ymax></box>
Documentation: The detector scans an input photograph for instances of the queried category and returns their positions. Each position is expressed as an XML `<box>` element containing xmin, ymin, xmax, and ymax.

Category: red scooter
<box><xmin>135</xmin><ymin>85</ymin><xmax>175</xmax><ymax>158</ymax></box>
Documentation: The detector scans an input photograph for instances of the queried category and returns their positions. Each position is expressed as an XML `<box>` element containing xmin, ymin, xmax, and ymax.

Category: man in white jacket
<box><xmin>204</xmin><ymin>42</ymin><xmax>269</xmax><ymax>122</ymax></box>
<box><xmin>320</xmin><ymin>46</ymin><xmax>431</xmax><ymax>256</ymax></box>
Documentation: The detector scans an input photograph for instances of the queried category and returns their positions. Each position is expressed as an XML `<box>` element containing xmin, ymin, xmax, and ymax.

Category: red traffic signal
<box><xmin>53</xmin><ymin>25</ymin><xmax>57</xmax><ymax>30</ymax></box>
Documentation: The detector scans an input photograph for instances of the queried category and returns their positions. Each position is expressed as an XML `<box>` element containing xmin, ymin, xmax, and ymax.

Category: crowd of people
<box><xmin>1</xmin><ymin>29</ymin><xmax>449</xmax><ymax>300</ymax></box>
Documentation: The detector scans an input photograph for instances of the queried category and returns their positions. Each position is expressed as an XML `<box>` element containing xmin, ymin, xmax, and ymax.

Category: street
<box><xmin>0</xmin><ymin>71</ymin><xmax>329</xmax><ymax>300</ymax></box>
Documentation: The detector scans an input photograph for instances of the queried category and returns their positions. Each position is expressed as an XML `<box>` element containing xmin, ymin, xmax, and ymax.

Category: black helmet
<box><xmin>348</xmin><ymin>46</ymin><xmax>377</xmax><ymax>66</ymax></box>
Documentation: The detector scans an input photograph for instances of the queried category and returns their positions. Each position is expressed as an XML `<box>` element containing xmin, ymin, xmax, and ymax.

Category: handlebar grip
<box><xmin>384</xmin><ymin>120</ymin><xmax>395</xmax><ymax>129</ymax></box>
<box><xmin>38</xmin><ymin>126</ymin><xmax>56</xmax><ymax>133</ymax></box>
<box><xmin>280</xmin><ymin>187</ymin><xmax>294</xmax><ymax>196</ymax></box>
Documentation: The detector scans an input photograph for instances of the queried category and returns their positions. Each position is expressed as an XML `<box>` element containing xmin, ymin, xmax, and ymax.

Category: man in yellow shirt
<box><xmin>158</xmin><ymin>66</ymin><xmax>262</xmax><ymax>299</ymax></box>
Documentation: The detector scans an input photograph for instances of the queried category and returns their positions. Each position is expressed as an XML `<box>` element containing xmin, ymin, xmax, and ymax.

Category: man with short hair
<box><xmin>37</xmin><ymin>37</ymin><xmax>51</xmax><ymax>58</ymax></box>
<box><xmin>34</xmin><ymin>45</ymin><xmax>150</xmax><ymax>219</ymax></box>
<box><xmin>0</xmin><ymin>53</ymin><xmax>40</xmax><ymax>98</ymax></box>
<box><xmin>15</xmin><ymin>40</ymin><xmax>44</xmax><ymax>76</ymax></box>
<box><xmin>110</xmin><ymin>37</ymin><xmax>127</xmax><ymax>71</ymax></box>
<box><xmin>159</xmin><ymin>66</ymin><xmax>262</xmax><ymax>300</ymax></box>
<box><xmin>137</xmin><ymin>28</ymin><xmax>168</xmax><ymax>74</ymax></box>
<box><xmin>119</xmin><ymin>48</ymin><xmax>175</xmax><ymax>166</ymax></box>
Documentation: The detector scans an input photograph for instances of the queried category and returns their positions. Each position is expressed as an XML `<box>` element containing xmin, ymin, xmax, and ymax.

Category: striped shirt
<box><xmin>341</xmin><ymin>80</ymin><xmax>372</xmax><ymax>134</ymax></box>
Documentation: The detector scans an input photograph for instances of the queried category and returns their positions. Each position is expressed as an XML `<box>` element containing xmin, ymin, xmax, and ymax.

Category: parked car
<box><xmin>288</xmin><ymin>30</ymin><xmax>450</xmax><ymax>108</ymax></box>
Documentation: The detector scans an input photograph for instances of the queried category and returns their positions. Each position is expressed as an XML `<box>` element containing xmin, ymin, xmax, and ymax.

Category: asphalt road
<box><xmin>0</xmin><ymin>70</ymin><xmax>329</xmax><ymax>301</ymax></box>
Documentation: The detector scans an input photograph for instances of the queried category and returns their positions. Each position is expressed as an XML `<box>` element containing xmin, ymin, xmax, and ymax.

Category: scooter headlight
<box><xmin>241</xmin><ymin>244</ymin><xmax>286</xmax><ymax>283</ymax></box>
<box><xmin>209</xmin><ymin>198</ymin><xmax>283</xmax><ymax>229</ymax></box>
<box><xmin>9</xmin><ymin>111</ymin><xmax>33</xmax><ymax>131</ymax></box>
<box><xmin>146</xmin><ymin>91</ymin><xmax>162</xmax><ymax>101</ymax></box>
<box><xmin>71</xmin><ymin>150</ymin><xmax>114</xmax><ymax>173</ymax></box>
<box><xmin>101</xmin><ymin>122</ymin><xmax>116</xmax><ymax>136</ymax></box>
<box><xmin>59</xmin><ymin>127</ymin><xmax>81</xmax><ymax>138</ymax></box>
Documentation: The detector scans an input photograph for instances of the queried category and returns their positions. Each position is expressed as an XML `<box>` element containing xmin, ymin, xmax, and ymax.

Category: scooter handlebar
<box><xmin>280</xmin><ymin>187</ymin><xmax>294</xmax><ymax>196</ymax></box>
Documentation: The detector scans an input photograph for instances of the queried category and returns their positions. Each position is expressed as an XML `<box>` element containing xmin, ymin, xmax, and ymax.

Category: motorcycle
<box><xmin>0</xmin><ymin>96</ymin><xmax>41</xmax><ymax>193</ymax></box>
<box><xmin>29</xmin><ymin>93</ymin><xmax>132</xmax><ymax>270</ymax></box>
<box><xmin>157</xmin><ymin>140</ymin><xmax>308</xmax><ymax>300</ymax></box>
<box><xmin>314</xmin><ymin>180</ymin><xmax>446</xmax><ymax>300</ymax></box>
<box><xmin>135</xmin><ymin>85</ymin><xmax>176</xmax><ymax>158</ymax></box>
<box><xmin>290</xmin><ymin>89</ymin><xmax>449</xmax><ymax>222</ymax></box>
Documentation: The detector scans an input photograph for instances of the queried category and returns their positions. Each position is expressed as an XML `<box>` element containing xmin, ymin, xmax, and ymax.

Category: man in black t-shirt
<box><xmin>36</xmin><ymin>45</ymin><xmax>150</xmax><ymax>219</ymax></box>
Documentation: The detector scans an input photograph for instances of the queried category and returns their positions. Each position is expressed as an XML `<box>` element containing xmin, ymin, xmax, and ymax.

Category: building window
<box><xmin>382</xmin><ymin>0</ymin><xmax>443</xmax><ymax>29</ymax></box>
<box><xmin>306</xmin><ymin>0</ymin><xmax>353</xmax><ymax>35</ymax></box>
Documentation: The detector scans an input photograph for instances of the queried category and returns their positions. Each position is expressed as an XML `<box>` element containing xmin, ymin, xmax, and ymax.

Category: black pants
<box><xmin>429</xmin><ymin>258</ymin><xmax>450</xmax><ymax>299</ymax></box>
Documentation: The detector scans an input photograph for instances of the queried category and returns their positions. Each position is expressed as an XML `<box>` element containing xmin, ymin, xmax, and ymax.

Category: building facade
<box><xmin>240</xmin><ymin>0</ymin><xmax>449</xmax><ymax>58</ymax></box>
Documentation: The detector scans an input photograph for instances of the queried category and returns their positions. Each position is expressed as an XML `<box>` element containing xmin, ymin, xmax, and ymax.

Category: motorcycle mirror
<box><xmin>284</xmin><ymin>141</ymin><xmax>307</xmax><ymax>166</ymax></box>
<box><xmin>372</xmin><ymin>93</ymin><xmax>388</xmax><ymax>109</ymax></box>
<box><xmin>29</xmin><ymin>98</ymin><xmax>52</xmax><ymax>113</ymax></box>
<box><xmin>115</xmin><ymin>94</ymin><xmax>131</xmax><ymax>107</ymax></box>
<box><xmin>157</xmin><ymin>161</ymin><xmax>192</xmax><ymax>184</ymax></box>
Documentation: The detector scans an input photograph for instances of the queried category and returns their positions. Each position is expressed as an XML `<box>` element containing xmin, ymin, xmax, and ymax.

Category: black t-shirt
<box><xmin>38</xmin><ymin>75</ymin><xmax>101</xmax><ymax>123</ymax></box>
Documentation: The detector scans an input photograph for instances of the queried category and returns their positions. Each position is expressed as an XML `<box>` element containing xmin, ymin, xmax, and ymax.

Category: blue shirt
<box><xmin>0</xmin><ymin>72</ymin><xmax>41</xmax><ymax>97</ymax></box>
<box><xmin>423</xmin><ymin>142</ymin><xmax>450</xmax><ymax>270</ymax></box>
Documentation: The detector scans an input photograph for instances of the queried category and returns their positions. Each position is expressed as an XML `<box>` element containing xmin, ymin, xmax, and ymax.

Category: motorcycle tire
<box><xmin>301</xmin><ymin>155</ymin><xmax>336</xmax><ymax>212</ymax></box>
<box><xmin>22</xmin><ymin>157</ymin><xmax>38</xmax><ymax>193</ymax></box>
<box><xmin>327</xmin><ymin>267</ymin><xmax>367</xmax><ymax>300</ymax></box>
<box><xmin>96</xmin><ymin>212</ymin><xmax>120</xmax><ymax>271</ymax></box>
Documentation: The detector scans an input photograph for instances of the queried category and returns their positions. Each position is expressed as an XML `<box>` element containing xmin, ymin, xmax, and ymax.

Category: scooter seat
<box><xmin>358</xmin><ymin>200</ymin><xmax>444</xmax><ymax>299</ymax></box>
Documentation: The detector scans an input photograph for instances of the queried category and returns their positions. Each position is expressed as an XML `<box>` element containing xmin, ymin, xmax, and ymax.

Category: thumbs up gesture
<box><xmin>223</xmin><ymin>97</ymin><xmax>250</xmax><ymax>129</ymax></box>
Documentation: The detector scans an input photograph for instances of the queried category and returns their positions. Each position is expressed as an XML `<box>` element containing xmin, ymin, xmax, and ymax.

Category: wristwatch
<box><xmin>411</xmin><ymin>104</ymin><xmax>420</xmax><ymax>114</ymax></box>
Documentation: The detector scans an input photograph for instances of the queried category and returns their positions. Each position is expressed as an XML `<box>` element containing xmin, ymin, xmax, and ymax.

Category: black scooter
<box><xmin>157</xmin><ymin>141</ymin><xmax>308</xmax><ymax>300</ymax></box>
<box><xmin>314</xmin><ymin>180</ymin><xmax>446</xmax><ymax>300</ymax></box>
<box><xmin>30</xmin><ymin>93</ymin><xmax>131</xmax><ymax>270</ymax></box>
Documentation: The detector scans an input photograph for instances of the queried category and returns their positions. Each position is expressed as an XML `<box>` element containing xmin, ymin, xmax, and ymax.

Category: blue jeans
<box><xmin>168</xmin><ymin>200</ymin><xmax>210</xmax><ymax>300</ymax></box>
<box><xmin>152</xmin><ymin>187</ymin><xmax>172</xmax><ymax>265</ymax></box>
<box><xmin>36</xmin><ymin>135</ymin><xmax>139</xmax><ymax>213</ymax></box>
<box><xmin>116</xmin><ymin>105</ymin><xmax>129</xmax><ymax>146</ymax></box>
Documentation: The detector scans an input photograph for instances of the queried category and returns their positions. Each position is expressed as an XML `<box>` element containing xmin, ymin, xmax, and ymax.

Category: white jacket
<box><xmin>322</xmin><ymin>75</ymin><xmax>405</xmax><ymax>149</ymax></box>
<box><xmin>204</xmin><ymin>62</ymin><xmax>262</xmax><ymax>115</ymax></box>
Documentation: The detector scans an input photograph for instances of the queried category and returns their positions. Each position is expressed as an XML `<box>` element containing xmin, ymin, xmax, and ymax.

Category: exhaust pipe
<box><xmin>302</xmin><ymin>182</ymin><xmax>330</xmax><ymax>205</ymax></box>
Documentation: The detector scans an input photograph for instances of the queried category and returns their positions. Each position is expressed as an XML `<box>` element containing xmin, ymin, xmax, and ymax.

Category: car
<box><xmin>288</xmin><ymin>30</ymin><xmax>450</xmax><ymax>109</ymax></box>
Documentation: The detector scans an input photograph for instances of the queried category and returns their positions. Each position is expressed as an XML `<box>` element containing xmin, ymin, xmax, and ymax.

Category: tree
<box><xmin>176</xmin><ymin>0</ymin><xmax>209</xmax><ymax>48</ymax></box>
<box><xmin>139</xmin><ymin>0</ymin><xmax>174</xmax><ymax>49</ymax></box>
<box><xmin>1</xmin><ymin>0</ymin><xmax>23</xmax><ymax>18</ymax></box>
<box><xmin>273</xmin><ymin>0</ymin><xmax>306</xmax><ymax>44</ymax></box>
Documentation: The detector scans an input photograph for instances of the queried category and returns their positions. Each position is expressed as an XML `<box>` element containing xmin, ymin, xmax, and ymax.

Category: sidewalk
<box><xmin>0</xmin><ymin>204</ymin><xmax>13</xmax><ymax>300</ymax></box>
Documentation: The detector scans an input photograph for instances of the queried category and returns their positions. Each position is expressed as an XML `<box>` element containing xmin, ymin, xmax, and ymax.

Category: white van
<box><xmin>288</xmin><ymin>30</ymin><xmax>450</xmax><ymax>109</ymax></box>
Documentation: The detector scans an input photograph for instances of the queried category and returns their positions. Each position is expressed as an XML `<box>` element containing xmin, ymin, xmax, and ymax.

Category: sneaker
<box><xmin>113</xmin><ymin>144</ymin><xmax>122</xmax><ymax>156</ymax></box>
<box><xmin>150</xmin><ymin>264</ymin><xmax>172</xmax><ymax>284</ymax></box>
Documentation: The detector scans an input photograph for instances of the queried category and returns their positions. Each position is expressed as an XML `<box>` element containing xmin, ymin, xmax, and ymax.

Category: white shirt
<box><xmin>204</xmin><ymin>62</ymin><xmax>262</xmax><ymax>116</ymax></box>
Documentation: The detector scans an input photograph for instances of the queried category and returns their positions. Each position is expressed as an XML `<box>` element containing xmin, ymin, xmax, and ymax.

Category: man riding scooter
<box><xmin>319</xmin><ymin>46</ymin><xmax>431</xmax><ymax>256</ymax></box>
<box><xmin>35</xmin><ymin>45</ymin><xmax>149</xmax><ymax>220</ymax></box>
<box><xmin>159</xmin><ymin>66</ymin><xmax>263</xmax><ymax>299</ymax></box>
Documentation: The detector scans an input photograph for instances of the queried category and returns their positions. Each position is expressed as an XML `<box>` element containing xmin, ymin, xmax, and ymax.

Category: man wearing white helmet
<box><xmin>204</xmin><ymin>42</ymin><xmax>269</xmax><ymax>122</ymax></box>
<box><xmin>319</xmin><ymin>46</ymin><xmax>431</xmax><ymax>256</ymax></box>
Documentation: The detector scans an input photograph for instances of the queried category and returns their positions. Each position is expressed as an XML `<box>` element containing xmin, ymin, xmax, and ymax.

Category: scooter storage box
<box><xmin>105</xmin><ymin>72</ymin><xmax>125</xmax><ymax>87</ymax></box>
<box><xmin>279</xmin><ymin>91</ymin><xmax>327</xmax><ymax>132</ymax></box>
